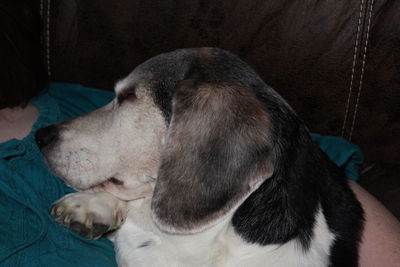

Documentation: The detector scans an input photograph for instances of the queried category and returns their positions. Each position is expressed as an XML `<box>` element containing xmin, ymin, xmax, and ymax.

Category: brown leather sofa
<box><xmin>5</xmin><ymin>0</ymin><xmax>400</xmax><ymax>218</ymax></box>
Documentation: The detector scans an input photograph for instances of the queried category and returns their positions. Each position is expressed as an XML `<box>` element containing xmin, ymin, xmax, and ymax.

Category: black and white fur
<box><xmin>36</xmin><ymin>48</ymin><xmax>364</xmax><ymax>267</ymax></box>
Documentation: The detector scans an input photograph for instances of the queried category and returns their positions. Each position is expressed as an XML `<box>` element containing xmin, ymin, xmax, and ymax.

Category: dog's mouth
<box><xmin>52</xmin><ymin>173</ymin><xmax>122</xmax><ymax>193</ymax></box>
<box><xmin>84</xmin><ymin>176</ymin><xmax>156</xmax><ymax>201</ymax></box>
<box><xmin>83</xmin><ymin>177</ymin><xmax>124</xmax><ymax>192</ymax></box>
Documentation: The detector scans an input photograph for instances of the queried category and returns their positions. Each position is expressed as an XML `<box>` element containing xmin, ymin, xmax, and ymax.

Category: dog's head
<box><xmin>37</xmin><ymin>47</ymin><xmax>301</xmax><ymax>234</ymax></box>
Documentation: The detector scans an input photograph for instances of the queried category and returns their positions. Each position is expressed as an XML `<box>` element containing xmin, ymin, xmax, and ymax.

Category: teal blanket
<box><xmin>0</xmin><ymin>83</ymin><xmax>364</xmax><ymax>266</ymax></box>
<box><xmin>0</xmin><ymin>83</ymin><xmax>116</xmax><ymax>266</ymax></box>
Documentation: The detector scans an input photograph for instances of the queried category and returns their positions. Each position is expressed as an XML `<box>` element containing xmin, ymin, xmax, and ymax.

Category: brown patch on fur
<box><xmin>198</xmin><ymin>47</ymin><xmax>214</xmax><ymax>60</ymax></box>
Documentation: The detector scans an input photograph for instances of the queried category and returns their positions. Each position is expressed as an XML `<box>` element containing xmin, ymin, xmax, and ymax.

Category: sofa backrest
<box><xmin>45</xmin><ymin>0</ymin><xmax>400</xmax><ymax>165</ymax></box>
<box><xmin>0</xmin><ymin>0</ymin><xmax>47</xmax><ymax>108</ymax></box>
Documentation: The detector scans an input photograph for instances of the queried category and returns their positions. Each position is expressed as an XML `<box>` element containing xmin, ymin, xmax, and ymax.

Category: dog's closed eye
<box><xmin>118</xmin><ymin>90</ymin><xmax>136</xmax><ymax>104</ymax></box>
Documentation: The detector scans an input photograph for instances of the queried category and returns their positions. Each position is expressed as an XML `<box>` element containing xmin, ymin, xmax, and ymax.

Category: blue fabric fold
<box><xmin>0</xmin><ymin>83</ymin><xmax>116</xmax><ymax>267</ymax></box>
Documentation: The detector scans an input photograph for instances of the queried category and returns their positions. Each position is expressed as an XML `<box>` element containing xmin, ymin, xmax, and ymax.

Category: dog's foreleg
<box><xmin>51</xmin><ymin>192</ymin><xmax>128</xmax><ymax>239</ymax></box>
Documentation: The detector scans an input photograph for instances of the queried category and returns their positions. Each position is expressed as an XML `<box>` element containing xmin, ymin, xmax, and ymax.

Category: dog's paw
<box><xmin>51</xmin><ymin>192</ymin><xmax>127</xmax><ymax>239</ymax></box>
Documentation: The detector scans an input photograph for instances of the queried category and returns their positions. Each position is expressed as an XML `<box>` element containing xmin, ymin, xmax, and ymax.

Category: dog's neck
<box><xmin>232</xmin><ymin>132</ymin><xmax>326</xmax><ymax>247</ymax></box>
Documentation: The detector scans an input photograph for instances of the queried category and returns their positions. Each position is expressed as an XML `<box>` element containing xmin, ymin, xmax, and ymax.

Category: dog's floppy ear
<box><xmin>151</xmin><ymin>79</ymin><xmax>274</xmax><ymax>234</ymax></box>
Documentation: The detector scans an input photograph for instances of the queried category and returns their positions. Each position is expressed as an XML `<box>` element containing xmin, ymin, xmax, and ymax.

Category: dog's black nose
<box><xmin>35</xmin><ymin>125</ymin><xmax>59</xmax><ymax>150</ymax></box>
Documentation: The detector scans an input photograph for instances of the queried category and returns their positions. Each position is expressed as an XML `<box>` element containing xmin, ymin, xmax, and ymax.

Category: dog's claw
<box><xmin>68</xmin><ymin>220</ymin><xmax>109</xmax><ymax>239</ymax></box>
<box><xmin>70</xmin><ymin>221</ymin><xmax>91</xmax><ymax>237</ymax></box>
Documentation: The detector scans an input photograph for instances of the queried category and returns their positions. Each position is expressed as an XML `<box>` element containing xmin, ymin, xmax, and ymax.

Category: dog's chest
<box><xmin>110</xmin><ymin>202</ymin><xmax>335</xmax><ymax>267</ymax></box>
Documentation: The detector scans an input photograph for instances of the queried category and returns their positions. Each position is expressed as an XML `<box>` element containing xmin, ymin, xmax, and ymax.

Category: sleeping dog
<box><xmin>36</xmin><ymin>48</ymin><xmax>364</xmax><ymax>267</ymax></box>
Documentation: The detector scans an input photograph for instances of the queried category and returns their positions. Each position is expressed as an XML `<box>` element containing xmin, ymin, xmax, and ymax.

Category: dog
<box><xmin>36</xmin><ymin>47</ymin><xmax>364</xmax><ymax>267</ymax></box>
